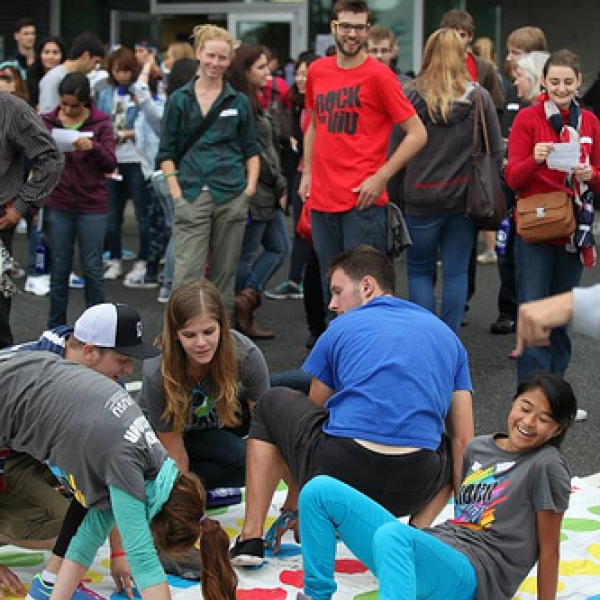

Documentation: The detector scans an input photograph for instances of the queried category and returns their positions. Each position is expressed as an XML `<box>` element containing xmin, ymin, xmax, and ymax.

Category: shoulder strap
<box><xmin>472</xmin><ymin>85</ymin><xmax>491</xmax><ymax>155</ymax></box>
<box><xmin>180</xmin><ymin>94</ymin><xmax>236</xmax><ymax>161</ymax></box>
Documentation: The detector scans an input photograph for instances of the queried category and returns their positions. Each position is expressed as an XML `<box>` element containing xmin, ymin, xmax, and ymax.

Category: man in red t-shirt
<box><xmin>299</xmin><ymin>0</ymin><xmax>426</xmax><ymax>297</ymax></box>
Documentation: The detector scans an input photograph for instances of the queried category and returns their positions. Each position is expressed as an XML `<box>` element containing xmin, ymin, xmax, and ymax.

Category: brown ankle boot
<box><xmin>234</xmin><ymin>288</ymin><xmax>275</xmax><ymax>340</ymax></box>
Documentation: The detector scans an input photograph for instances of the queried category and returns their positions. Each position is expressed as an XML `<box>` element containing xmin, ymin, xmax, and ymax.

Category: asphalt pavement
<box><xmin>7</xmin><ymin>211</ymin><xmax>600</xmax><ymax>477</ymax></box>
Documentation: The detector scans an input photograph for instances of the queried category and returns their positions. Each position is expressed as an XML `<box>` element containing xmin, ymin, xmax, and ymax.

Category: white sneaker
<box><xmin>157</xmin><ymin>286</ymin><xmax>171</xmax><ymax>303</ymax></box>
<box><xmin>69</xmin><ymin>272</ymin><xmax>85</xmax><ymax>289</ymax></box>
<box><xmin>477</xmin><ymin>249</ymin><xmax>497</xmax><ymax>264</ymax></box>
<box><xmin>124</xmin><ymin>260</ymin><xmax>147</xmax><ymax>283</ymax></box>
<box><xmin>24</xmin><ymin>274</ymin><xmax>50</xmax><ymax>296</ymax></box>
<box><xmin>575</xmin><ymin>409</ymin><xmax>588</xmax><ymax>422</ymax></box>
<box><xmin>104</xmin><ymin>259</ymin><xmax>122</xmax><ymax>280</ymax></box>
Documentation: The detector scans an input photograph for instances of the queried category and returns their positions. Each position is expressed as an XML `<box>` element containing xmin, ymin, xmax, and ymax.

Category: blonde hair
<box><xmin>517</xmin><ymin>51</ymin><xmax>550</xmax><ymax>100</ymax></box>
<box><xmin>473</xmin><ymin>37</ymin><xmax>496</xmax><ymax>63</ymax></box>
<box><xmin>167</xmin><ymin>42</ymin><xmax>194</xmax><ymax>62</ymax></box>
<box><xmin>415</xmin><ymin>28</ymin><xmax>470</xmax><ymax>124</ymax></box>
<box><xmin>158</xmin><ymin>281</ymin><xmax>239</xmax><ymax>432</ymax></box>
<box><xmin>190</xmin><ymin>25</ymin><xmax>234</xmax><ymax>54</ymax></box>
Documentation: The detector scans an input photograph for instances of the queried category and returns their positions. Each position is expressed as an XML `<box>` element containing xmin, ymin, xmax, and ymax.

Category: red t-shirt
<box><xmin>466</xmin><ymin>53</ymin><xmax>478</xmax><ymax>82</ymax></box>
<box><xmin>305</xmin><ymin>55</ymin><xmax>415</xmax><ymax>212</ymax></box>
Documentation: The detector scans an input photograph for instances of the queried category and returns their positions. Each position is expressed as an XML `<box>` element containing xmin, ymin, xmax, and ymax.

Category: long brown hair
<box><xmin>151</xmin><ymin>472</ymin><xmax>237</xmax><ymax>600</ymax></box>
<box><xmin>158</xmin><ymin>281</ymin><xmax>239</xmax><ymax>432</ymax></box>
<box><xmin>415</xmin><ymin>28</ymin><xmax>470</xmax><ymax>124</ymax></box>
<box><xmin>226</xmin><ymin>44</ymin><xmax>265</xmax><ymax>116</ymax></box>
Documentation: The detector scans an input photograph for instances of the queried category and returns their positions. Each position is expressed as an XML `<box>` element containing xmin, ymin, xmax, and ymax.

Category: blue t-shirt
<box><xmin>302</xmin><ymin>296</ymin><xmax>472</xmax><ymax>448</ymax></box>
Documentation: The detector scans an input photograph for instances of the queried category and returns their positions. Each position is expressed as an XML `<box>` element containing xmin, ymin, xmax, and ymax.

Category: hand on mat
<box><xmin>111</xmin><ymin>555</ymin><xmax>134</xmax><ymax>599</ymax></box>
<box><xmin>0</xmin><ymin>566</ymin><xmax>26</xmax><ymax>598</ymax></box>
<box><xmin>264</xmin><ymin>509</ymin><xmax>300</xmax><ymax>555</ymax></box>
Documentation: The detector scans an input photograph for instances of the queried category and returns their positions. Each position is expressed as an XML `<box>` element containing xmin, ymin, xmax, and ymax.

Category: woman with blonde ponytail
<box><xmin>138</xmin><ymin>280</ymin><xmax>270</xmax><ymax>490</ymax></box>
<box><xmin>388</xmin><ymin>28</ymin><xmax>503</xmax><ymax>333</ymax></box>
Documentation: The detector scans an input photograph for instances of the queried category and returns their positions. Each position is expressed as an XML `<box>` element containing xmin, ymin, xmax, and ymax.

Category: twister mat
<box><xmin>2</xmin><ymin>476</ymin><xmax>599</xmax><ymax>599</ymax></box>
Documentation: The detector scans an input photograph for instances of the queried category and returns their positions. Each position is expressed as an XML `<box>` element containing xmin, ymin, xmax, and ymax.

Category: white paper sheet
<box><xmin>547</xmin><ymin>142</ymin><xmax>581</xmax><ymax>172</ymax></box>
<box><xmin>51</xmin><ymin>128</ymin><xmax>93</xmax><ymax>152</ymax></box>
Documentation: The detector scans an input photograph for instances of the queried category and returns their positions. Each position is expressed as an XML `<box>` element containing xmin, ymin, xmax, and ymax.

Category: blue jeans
<box><xmin>45</xmin><ymin>209</ymin><xmax>108</xmax><ymax>328</ymax></box>
<box><xmin>311</xmin><ymin>205</ymin><xmax>386</xmax><ymax>301</ymax></box>
<box><xmin>106</xmin><ymin>162</ymin><xmax>150</xmax><ymax>261</ymax></box>
<box><xmin>299</xmin><ymin>476</ymin><xmax>477</xmax><ymax>600</ymax></box>
<box><xmin>236</xmin><ymin>210</ymin><xmax>290</xmax><ymax>293</ymax></box>
<box><xmin>514</xmin><ymin>236</ymin><xmax>583</xmax><ymax>383</ymax></box>
<box><xmin>405</xmin><ymin>212</ymin><xmax>477</xmax><ymax>333</ymax></box>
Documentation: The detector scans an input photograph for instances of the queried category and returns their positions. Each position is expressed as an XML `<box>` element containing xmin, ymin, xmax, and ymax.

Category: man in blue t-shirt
<box><xmin>231</xmin><ymin>245</ymin><xmax>474</xmax><ymax>567</ymax></box>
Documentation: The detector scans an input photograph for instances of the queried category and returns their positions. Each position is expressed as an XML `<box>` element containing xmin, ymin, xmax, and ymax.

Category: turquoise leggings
<box><xmin>299</xmin><ymin>476</ymin><xmax>477</xmax><ymax>600</ymax></box>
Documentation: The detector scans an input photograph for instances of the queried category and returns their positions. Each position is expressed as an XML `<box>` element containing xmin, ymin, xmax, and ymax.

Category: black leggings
<box><xmin>53</xmin><ymin>499</ymin><xmax>88</xmax><ymax>558</ymax></box>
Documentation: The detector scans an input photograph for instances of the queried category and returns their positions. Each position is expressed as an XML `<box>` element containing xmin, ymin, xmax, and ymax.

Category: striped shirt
<box><xmin>0</xmin><ymin>93</ymin><xmax>63</xmax><ymax>216</ymax></box>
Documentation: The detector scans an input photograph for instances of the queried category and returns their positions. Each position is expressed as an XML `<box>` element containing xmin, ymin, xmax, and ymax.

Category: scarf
<box><xmin>543</xmin><ymin>93</ymin><xmax>596</xmax><ymax>267</ymax></box>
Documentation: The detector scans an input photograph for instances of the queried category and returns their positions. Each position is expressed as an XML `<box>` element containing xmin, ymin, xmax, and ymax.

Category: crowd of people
<box><xmin>1</xmin><ymin>2</ymin><xmax>599</xmax><ymax>600</ymax></box>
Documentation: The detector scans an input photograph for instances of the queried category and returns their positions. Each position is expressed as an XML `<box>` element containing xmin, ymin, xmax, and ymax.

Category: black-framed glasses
<box><xmin>333</xmin><ymin>21</ymin><xmax>370</xmax><ymax>34</ymax></box>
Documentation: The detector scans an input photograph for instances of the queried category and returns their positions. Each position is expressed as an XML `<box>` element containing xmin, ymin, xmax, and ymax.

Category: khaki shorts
<box><xmin>0</xmin><ymin>453</ymin><xmax>69</xmax><ymax>544</ymax></box>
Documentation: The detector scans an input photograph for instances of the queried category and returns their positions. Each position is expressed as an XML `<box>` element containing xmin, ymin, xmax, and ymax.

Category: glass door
<box><xmin>229</xmin><ymin>12</ymin><xmax>303</xmax><ymax>61</ymax></box>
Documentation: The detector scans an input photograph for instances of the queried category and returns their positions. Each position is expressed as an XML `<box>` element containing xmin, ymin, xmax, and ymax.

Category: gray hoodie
<box><xmin>388</xmin><ymin>83</ymin><xmax>503</xmax><ymax>216</ymax></box>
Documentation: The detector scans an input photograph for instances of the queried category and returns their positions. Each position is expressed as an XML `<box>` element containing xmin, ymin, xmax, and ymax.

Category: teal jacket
<box><xmin>156</xmin><ymin>78</ymin><xmax>260</xmax><ymax>203</ymax></box>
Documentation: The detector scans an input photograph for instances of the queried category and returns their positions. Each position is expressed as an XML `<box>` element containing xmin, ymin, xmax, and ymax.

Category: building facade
<box><xmin>1</xmin><ymin>1</ymin><xmax>599</xmax><ymax>83</ymax></box>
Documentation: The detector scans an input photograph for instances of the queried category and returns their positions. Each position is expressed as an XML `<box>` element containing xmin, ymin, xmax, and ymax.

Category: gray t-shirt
<box><xmin>430</xmin><ymin>435</ymin><xmax>571</xmax><ymax>600</ymax></box>
<box><xmin>39</xmin><ymin>64</ymin><xmax>68</xmax><ymax>113</ymax></box>
<box><xmin>138</xmin><ymin>330</ymin><xmax>269</xmax><ymax>432</ymax></box>
<box><xmin>0</xmin><ymin>352</ymin><xmax>166</xmax><ymax>509</ymax></box>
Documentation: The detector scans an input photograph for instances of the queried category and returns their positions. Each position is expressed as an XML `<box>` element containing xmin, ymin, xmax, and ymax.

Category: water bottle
<box><xmin>35</xmin><ymin>239</ymin><xmax>47</xmax><ymax>275</ymax></box>
<box><xmin>495</xmin><ymin>216</ymin><xmax>511</xmax><ymax>256</ymax></box>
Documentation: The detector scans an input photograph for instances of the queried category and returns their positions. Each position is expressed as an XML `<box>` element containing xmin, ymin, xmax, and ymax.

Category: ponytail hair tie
<box><xmin>199</xmin><ymin>515</ymin><xmax>206</xmax><ymax>524</ymax></box>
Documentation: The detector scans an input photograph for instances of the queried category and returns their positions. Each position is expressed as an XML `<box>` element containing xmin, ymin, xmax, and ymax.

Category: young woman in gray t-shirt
<box><xmin>297</xmin><ymin>372</ymin><xmax>576</xmax><ymax>600</ymax></box>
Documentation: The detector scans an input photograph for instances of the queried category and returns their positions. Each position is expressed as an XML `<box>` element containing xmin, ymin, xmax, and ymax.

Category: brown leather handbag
<box><xmin>516</xmin><ymin>190</ymin><xmax>576</xmax><ymax>243</ymax></box>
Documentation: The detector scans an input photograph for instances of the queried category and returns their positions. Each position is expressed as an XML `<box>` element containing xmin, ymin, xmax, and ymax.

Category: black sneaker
<box><xmin>230</xmin><ymin>536</ymin><xmax>264</xmax><ymax>567</ymax></box>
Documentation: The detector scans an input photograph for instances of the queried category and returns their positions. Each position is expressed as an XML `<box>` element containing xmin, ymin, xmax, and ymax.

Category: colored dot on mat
<box><xmin>561</xmin><ymin>518</ymin><xmax>600</xmax><ymax>532</ymax></box>
<box><xmin>589</xmin><ymin>543</ymin><xmax>600</xmax><ymax>560</ymax></box>
<box><xmin>223</xmin><ymin>525</ymin><xmax>239</xmax><ymax>539</ymax></box>
<box><xmin>279</xmin><ymin>569</ymin><xmax>303</xmax><ymax>588</ymax></box>
<box><xmin>559</xmin><ymin>559</ymin><xmax>600</xmax><ymax>576</ymax></box>
<box><xmin>335</xmin><ymin>559</ymin><xmax>368</xmax><ymax>574</ymax></box>
<box><xmin>353</xmin><ymin>591</ymin><xmax>379</xmax><ymax>600</ymax></box>
<box><xmin>81</xmin><ymin>569</ymin><xmax>104</xmax><ymax>584</ymax></box>
<box><xmin>518</xmin><ymin>577</ymin><xmax>565</xmax><ymax>594</ymax></box>
<box><xmin>236</xmin><ymin>588</ymin><xmax>287</xmax><ymax>599</ymax></box>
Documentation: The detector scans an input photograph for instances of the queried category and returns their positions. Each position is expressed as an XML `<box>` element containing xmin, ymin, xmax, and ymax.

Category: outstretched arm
<box><xmin>536</xmin><ymin>510</ymin><xmax>564</xmax><ymax>600</ymax></box>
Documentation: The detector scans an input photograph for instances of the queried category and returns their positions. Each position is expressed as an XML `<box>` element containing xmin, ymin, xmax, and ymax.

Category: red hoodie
<box><xmin>41</xmin><ymin>104</ymin><xmax>117</xmax><ymax>214</ymax></box>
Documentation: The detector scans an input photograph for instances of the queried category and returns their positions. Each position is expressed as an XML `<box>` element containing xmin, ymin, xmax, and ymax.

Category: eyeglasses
<box><xmin>368</xmin><ymin>48</ymin><xmax>391</xmax><ymax>55</ymax></box>
<box><xmin>333</xmin><ymin>21</ymin><xmax>370</xmax><ymax>34</ymax></box>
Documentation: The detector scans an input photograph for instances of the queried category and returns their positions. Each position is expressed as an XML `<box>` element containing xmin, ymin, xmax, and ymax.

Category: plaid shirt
<box><xmin>0</xmin><ymin>93</ymin><xmax>63</xmax><ymax>216</ymax></box>
<box><xmin>157</xmin><ymin>79</ymin><xmax>260</xmax><ymax>203</ymax></box>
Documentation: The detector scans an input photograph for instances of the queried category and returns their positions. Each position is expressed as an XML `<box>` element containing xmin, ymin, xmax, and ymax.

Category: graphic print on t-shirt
<box><xmin>314</xmin><ymin>85</ymin><xmax>361</xmax><ymax>134</ymax></box>
<box><xmin>450</xmin><ymin>460</ymin><xmax>514</xmax><ymax>530</ymax></box>
<box><xmin>190</xmin><ymin>388</ymin><xmax>219</xmax><ymax>430</ymax></box>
